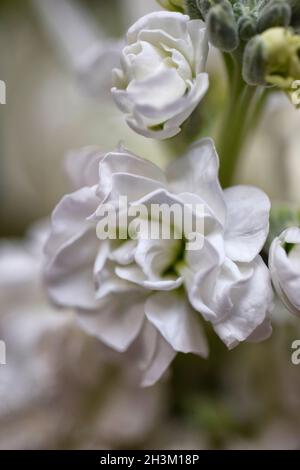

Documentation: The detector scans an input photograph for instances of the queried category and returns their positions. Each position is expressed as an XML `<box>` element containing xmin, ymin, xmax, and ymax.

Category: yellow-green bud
<box><xmin>243</xmin><ymin>27</ymin><xmax>300</xmax><ymax>103</ymax></box>
<box><xmin>262</xmin><ymin>27</ymin><xmax>300</xmax><ymax>89</ymax></box>
<box><xmin>157</xmin><ymin>0</ymin><xmax>185</xmax><ymax>12</ymax></box>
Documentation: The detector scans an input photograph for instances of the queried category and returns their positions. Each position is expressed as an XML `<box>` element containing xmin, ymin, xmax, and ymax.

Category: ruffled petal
<box><xmin>166</xmin><ymin>138</ymin><xmax>226</xmax><ymax>225</ymax></box>
<box><xmin>76</xmin><ymin>293</ymin><xmax>145</xmax><ymax>352</ymax></box>
<box><xmin>145</xmin><ymin>291</ymin><xmax>208</xmax><ymax>357</ymax></box>
<box><xmin>224</xmin><ymin>185</ymin><xmax>270</xmax><ymax>263</ymax></box>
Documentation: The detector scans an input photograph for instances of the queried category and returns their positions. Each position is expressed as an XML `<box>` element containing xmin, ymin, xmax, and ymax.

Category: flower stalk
<box><xmin>217</xmin><ymin>53</ymin><xmax>267</xmax><ymax>188</ymax></box>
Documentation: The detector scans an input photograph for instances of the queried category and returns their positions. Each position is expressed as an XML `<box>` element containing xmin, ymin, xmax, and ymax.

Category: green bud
<box><xmin>238</xmin><ymin>15</ymin><xmax>257</xmax><ymax>42</ymax></box>
<box><xmin>196</xmin><ymin>0</ymin><xmax>216</xmax><ymax>18</ymax></box>
<box><xmin>184</xmin><ymin>0</ymin><xmax>203</xmax><ymax>19</ymax></box>
<box><xmin>287</xmin><ymin>0</ymin><xmax>300</xmax><ymax>30</ymax></box>
<box><xmin>243</xmin><ymin>34</ymin><xmax>267</xmax><ymax>85</ymax></box>
<box><xmin>157</xmin><ymin>0</ymin><xmax>185</xmax><ymax>12</ymax></box>
<box><xmin>207</xmin><ymin>1</ymin><xmax>239</xmax><ymax>51</ymax></box>
<box><xmin>257</xmin><ymin>0</ymin><xmax>292</xmax><ymax>33</ymax></box>
<box><xmin>185</xmin><ymin>0</ymin><xmax>226</xmax><ymax>20</ymax></box>
<box><xmin>243</xmin><ymin>27</ymin><xmax>300</xmax><ymax>95</ymax></box>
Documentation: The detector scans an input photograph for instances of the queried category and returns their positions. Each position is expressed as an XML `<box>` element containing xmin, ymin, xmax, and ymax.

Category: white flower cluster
<box><xmin>45</xmin><ymin>140</ymin><xmax>273</xmax><ymax>386</ymax></box>
<box><xmin>41</xmin><ymin>8</ymin><xmax>300</xmax><ymax>387</ymax></box>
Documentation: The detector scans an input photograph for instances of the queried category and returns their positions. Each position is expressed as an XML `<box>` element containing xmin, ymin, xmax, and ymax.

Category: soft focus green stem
<box><xmin>217</xmin><ymin>54</ymin><xmax>267</xmax><ymax>188</ymax></box>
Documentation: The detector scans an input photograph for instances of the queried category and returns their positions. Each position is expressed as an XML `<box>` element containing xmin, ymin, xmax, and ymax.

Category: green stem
<box><xmin>217</xmin><ymin>54</ymin><xmax>268</xmax><ymax>188</ymax></box>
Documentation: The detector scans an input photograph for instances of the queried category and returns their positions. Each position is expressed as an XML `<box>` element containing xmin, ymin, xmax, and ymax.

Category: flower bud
<box><xmin>287</xmin><ymin>0</ymin><xmax>300</xmax><ymax>30</ymax></box>
<box><xmin>185</xmin><ymin>0</ymin><xmax>203</xmax><ymax>19</ymax></box>
<box><xmin>242</xmin><ymin>34</ymin><xmax>266</xmax><ymax>85</ymax></box>
<box><xmin>257</xmin><ymin>0</ymin><xmax>292</xmax><ymax>33</ymax></box>
<box><xmin>206</xmin><ymin>1</ymin><xmax>239</xmax><ymax>51</ymax></box>
<box><xmin>243</xmin><ymin>27</ymin><xmax>300</xmax><ymax>91</ymax></box>
<box><xmin>185</xmin><ymin>0</ymin><xmax>217</xmax><ymax>20</ymax></box>
<box><xmin>195</xmin><ymin>0</ymin><xmax>218</xmax><ymax>18</ymax></box>
<box><xmin>238</xmin><ymin>15</ymin><xmax>257</xmax><ymax>42</ymax></box>
<box><xmin>157</xmin><ymin>0</ymin><xmax>185</xmax><ymax>12</ymax></box>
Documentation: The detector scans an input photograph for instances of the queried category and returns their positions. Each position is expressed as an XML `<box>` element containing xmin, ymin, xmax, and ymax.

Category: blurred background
<box><xmin>1</xmin><ymin>0</ymin><xmax>300</xmax><ymax>450</ymax></box>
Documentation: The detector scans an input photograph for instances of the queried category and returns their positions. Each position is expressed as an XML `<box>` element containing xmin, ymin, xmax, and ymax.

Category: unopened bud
<box><xmin>243</xmin><ymin>35</ymin><xmax>266</xmax><ymax>85</ymax></box>
<box><xmin>287</xmin><ymin>0</ymin><xmax>300</xmax><ymax>30</ymax></box>
<box><xmin>207</xmin><ymin>1</ymin><xmax>239</xmax><ymax>51</ymax></box>
<box><xmin>257</xmin><ymin>0</ymin><xmax>292</xmax><ymax>33</ymax></box>
<box><xmin>243</xmin><ymin>27</ymin><xmax>300</xmax><ymax>94</ymax></box>
<box><xmin>238</xmin><ymin>15</ymin><xmax>257</xmax><ymax>42</ymax></box>
<box><xmin>184</xmin><ymin>0</ymin><xmax>203</xmax><ymax>19</ymax></box>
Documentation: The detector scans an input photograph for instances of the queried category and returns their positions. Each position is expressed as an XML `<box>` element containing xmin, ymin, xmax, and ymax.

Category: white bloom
<box><xmin>269</xmin><ymin>227</ymin><xmax>300</xmax><ymax>317</ymax></box>
<box><xmin>112</xmin><ymin>12</ymin><xmax>209</xmax><ymax>139</ymax></box>
<box><xmin>45</xmin><ymin>139</ymin><xmax>273</xmax><ymax>386</ymax></box>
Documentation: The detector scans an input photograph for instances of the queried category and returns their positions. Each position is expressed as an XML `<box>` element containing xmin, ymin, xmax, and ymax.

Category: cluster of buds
<box><xmin>158</xmin><ymin>0</ymin><xmax>300</xmax><ymax>103</ymax></box>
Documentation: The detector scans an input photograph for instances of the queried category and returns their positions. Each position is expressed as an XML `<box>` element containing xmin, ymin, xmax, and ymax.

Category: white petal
<box><xmin>166</xmin><ymin>138</ymin><xmax>226</xmax><ymax>225</ymax></box>
<box><xmin>182</xmin><ymin>238</ymin><xmax>224</xmax><ymax>322</ymax></box>
<box><xmin>224</xmin><ymin>185</ymin><xmax>270</xmax><ymax>262</ymax></box>
<box><xmin>127</xmin><ymin>12</ymin><xmax>190</xmax><ymax>45</ymax></box>
<box><xmin>145</xmin><ymin>291</ymin><xmax>208</xmax><ymax>357</ymax></box>
<box><xmin>116</xmin><ymin>265</ymin><xmax>183</xmax><ymax>291</ymax></box>
<box><xmin>187</xmin><ymin>19</ymin><xmax>208</xmax><ymax>73</ymax></box>
<box><xmin>213</xmin><ymin>256</ymin><xmax>273</xmax><ymax>349</ymax></box>
<box><xmin>135</xmin><ymin>237</ymin><xmax>182</xmax><ymax>279</ymax></box>
<box><xmin>44</xmin><ymin>187</ymin><xmax>101</xmax><ymax>310</ymax></box>
<box><xmin>76</xmin><ymin>294</ymin><xmax>145</xmax><ymax>352</ymax></box>
<box><xmin>109</xmin><ymin>240</ymin><xmax>137</xmax><ymax>265</ymax></box>
<box><xmin>45</xmin><ymin>229</ymin><xmax>100</xmax><ymax>310</ymax></box>
<box><xmin>269</xmin><ymin>227</ymin><xmax>300</xmax><ymax>317</ymax></box>
<box><xmin>122</xmin><ymin>73</ymin><xmax>209</xmax><ymax>140</ymax></box>
<box><xmin>126</xmin><ymin>67</ymin><xmax>187</xmax><ymax>110</ymax></box>
<box><xmin>100</xmin><ymin>173</ymin><xmax>167</xmax><ymax>207</ymax></box>
<box><xmin>96</xmin><ymin>147</ymin><xmax>166</xmax><ymax>203</ymax></box>
<box><xmin>137</xmin><ymin>322</ymin><xmax>176</xmax><ymax>387</ymax></box>
<box><xmin>45</xmin><ymin>186</ymin><xmax>98</xmax><ymax>257</ymax></box>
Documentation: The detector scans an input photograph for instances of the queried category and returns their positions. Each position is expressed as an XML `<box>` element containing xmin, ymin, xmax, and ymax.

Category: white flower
<box><xmin>111</xmin><ymin>11</ymin><xmax>209</xmax><ymax>139</ymax></box>
<box><xmin>45</xmin><ymin>138</ymin><xmax>273</xmax><ymax>386</ymax></box>
<box><xmin>269</xmin><ymin>227</ymin><xmax>300</xmax><ymax>317</ymax></box>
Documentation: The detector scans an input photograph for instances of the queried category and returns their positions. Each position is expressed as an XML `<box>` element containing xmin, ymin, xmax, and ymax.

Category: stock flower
<box><xmin>111</xmin><ymin>11</ymin><xmax>209</xmax><ymax>139</ymax></box>
<box><xmin>269</xmin><ymin>227</ymin><xmax>300</xmax><ymax>317</ymax></box>
<box><xmin>45</xmin><ymin>139</ymin><xmax>273</xmax><ymax>386</ymax></box>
